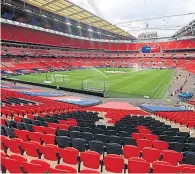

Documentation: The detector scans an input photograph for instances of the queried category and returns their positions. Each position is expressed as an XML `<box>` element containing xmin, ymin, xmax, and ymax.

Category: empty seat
<box><xmin>22</xmin><ymin>161</ymin><xmax>49</xmax><ymax>173</ymax></box>
<box><xmin>80</xmin><ymin>151</ymin><xmax>101</xmax><ymax>171</ymax></box>
<box><xmin>171</xmin><ymin>136</ymin><xmax>187</xmax><ymax>143</ymax></box>
<box><xmin>145</xmin><ymin>134</ymin><xmax>158</xmax><ymax>141</ymax></box>
<box><xmin>94</xmin><ymin>128</ymin><xmax>105</xmax><ymax>134</ymax></box>
<box><xmin>183</xmin><ymin>153</ymin><xmax>195</xmax><ymax>165</ymax></box>
<box><xmin>94</xmin><ymin>134</ymin><xmax>107</xmax><ymax>145</ymax></box>
<box><xmin>122</xmin><ymin>137</ymin><xmax>137</xmax><ymax>146</ymax></box>
<box><xmin>59</xmin><ymin>147</ymin><xmax>79</xmax><ymax>167</ymax></box>
<box><xmin>3</xmin><ymin>138</ymin><xmax>22</xmax><ymax>155</ymax></box>
<box><xmin>44</xmin><ymin>127</ymin><xmax>56</xmax><ymax>135</ymax></box>
<box><xmin>106</xmin><ymin>130</ymin><xmax>117</xmax><ymax>136</ymax></box>
<box><xmin>56</xmin><ymin>129</ymin><xmax>69</xmax><ymax>136</ymax></box>
<box><xmin>128</xmin><ymin>157</ymin><xmax>150</xmax><ymax>173</ymax></box>
<box><xmin>71</xmin><ymin>138</ymin><xmax>87</xmax><ymax>152</ymax></box>
<box><xmin>81</xmin><ymin>132</ymin><xmax>94</xmax><ymax>142</ymax></box>
<box><xmin>153</xmin><ymin>161</ymin><xmax>179</xmax><ymax>173</ymax></box>
<box><xmin>80</xmin><ymin>169</ymin><xmax>100</xmax><ymax>173</ymax></box>
<box><xmin>162</xmin><ymin>150</ymin><xmax>183</xmax><ymax>165</ymax></box>
<box><xmin>123</xmin><ymin>145</ymin><xmax>140</xmax><ymax>159</ymax></box>
<box><xmin>21</xmin><ymin>141</ymin><xmax>41</xmax><ymax>159</ymax></box>
<box><xmin>41</xmin><ymin>134</ymin><xmax>55</xmax><ymax>145</ymax></box>
<box><xmin>104</xmin><ymin>154</ymin><xmax>124</xmax><ymax>173</ymax></box>
<box><xmin>137</xmin><ymin>139</ymin><xmax>153</xmax><ymax>149</ymax></box>
<box><xmin>89</xmin><ymin>140</ymin><xmax>104</xmax><ymax>155</ymax></box>
<box><xmin>39</xmin><ymin>145</ymin><xmax>59</xmax><ymax>168</ymax></box>
<box><xmin>69</xmin><ymin>131</ymin><xmax>81</xmax><ymax>139</ymax></box>
<box><xmin>105</xmin><ymin>143</ymin><xmax>122</xmax><ymax>155</ymax></box>
<box><xmin>159</xmin><ymin>135</ymin><xmax>171</xmax><ymax>142</ymax></box>
<box><xmin>142</xmin><ymin>147</ymin><xmax>161</xmax><ymax>163</ymax></box>
<box><xmin>152</xmin><ymin>140</ymin><xmax>169</xmax><ymax>152</ymax></box>
<box><xmin>14</xmin><ymin>129</ymin><xmax>29</xmax><ymax>142</ymax></box>
<box><xmin>185</xmin><ymin>143</ymin><xmax>195</xmax><ymax>152</ymax></box>
<box><xmin>55</xmin><ymin>164</ymin><xmax>77</xmax><ymax>173</ymax></box>
<box><xmin>131</xmin><ymin>133</ymin><xmax>144</xmax><ymax>140</ymax></box>
<box><xmin>169</xmin><ymin>142</ymin><xmax>185</xmax><ymax>152</ymax></box>
<box><xmin>108</xmin><ymin>135</ymin><xmax>121</xmax><ymax>144</ymax></box>
<box><xmin>27</xmin><ymin>132</ymin><xmax>42</xmax><ymax>144</ymax></box>
<box><xmin>56</xmin><ymin>136</ymin><xmax>71</xmax><ymax>148</ymax></box>
<box><xmin>118</xmin><ymin>131</ymin><xmax>131</xmax><ymax>137</ymax></box>
<box><xmin>1</xmin><ymin>156</ymin><xmax>23</xmax><ymax>173</ymax></box>
<box><xmin>81</xmin><ymin>127</ymin><xmax>93</xmax><ymax>133</ymax></box>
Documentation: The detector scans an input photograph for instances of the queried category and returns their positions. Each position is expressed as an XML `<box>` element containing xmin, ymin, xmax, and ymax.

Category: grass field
<box><xmin>10</xmin><ymin>68</ymin><xmax>174</xmax><ymax>99</ymax></box>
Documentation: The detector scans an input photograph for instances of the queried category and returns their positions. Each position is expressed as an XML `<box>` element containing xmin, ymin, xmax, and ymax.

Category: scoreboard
<box><xmin>142</xmin><ymin>46</ymin><xmax>160</xmax><ymax>53</ymax></box>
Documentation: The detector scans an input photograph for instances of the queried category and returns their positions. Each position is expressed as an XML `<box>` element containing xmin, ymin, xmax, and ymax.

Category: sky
<box><xmin>69</xmin><ymin>0</ymin><xmax>195</xmax><ymax>38</ymax></box>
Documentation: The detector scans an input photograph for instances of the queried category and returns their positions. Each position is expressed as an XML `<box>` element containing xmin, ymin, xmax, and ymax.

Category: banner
<box><xmin>142</xmin><ymin>46</ymin><xmax>160</xmax><ymax>53</ymax></box>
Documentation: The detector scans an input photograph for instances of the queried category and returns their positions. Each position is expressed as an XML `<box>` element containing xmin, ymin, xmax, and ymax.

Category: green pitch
<box><xmin>10</xmin><ymin>68</ymin><xmax>174</xmax><ymax>99</ymax></box>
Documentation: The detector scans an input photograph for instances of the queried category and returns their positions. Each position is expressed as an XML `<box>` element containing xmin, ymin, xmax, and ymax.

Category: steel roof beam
<box><xmin>40</xmin><ymin>0</ymin><xmax>60</xmax><ymax>8</ymax></box>
<box><xmin>54</xmin><ymin>4</ymin><xmax>74</xmax><ymax>13</ymax></box>
<box><xmin>68</xmin><ymin>10</ymin><xmax>84</xmax><ymax>17</ymax></box>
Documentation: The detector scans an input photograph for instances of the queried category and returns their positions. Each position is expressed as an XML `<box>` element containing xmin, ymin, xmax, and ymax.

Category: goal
<box><xmin>83</xmin><ymin>79</ymin><xmax>109</xmax><ymax>92</ymax></box>
<box><xmin>51</xmin><ymin>74</ymin><xmax>70</xmax><ymax>83</ymax></box>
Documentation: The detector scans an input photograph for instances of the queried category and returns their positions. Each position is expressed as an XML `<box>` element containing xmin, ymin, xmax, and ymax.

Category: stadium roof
<box><xmin>173</xmin><ymin>19</ymin><xmax>195</xmax><ymax>38</ymax></box>
<box><xmin>25</xmin><ymin>0</ymin><xmax>132</xmax><ymax>38</ymax></box>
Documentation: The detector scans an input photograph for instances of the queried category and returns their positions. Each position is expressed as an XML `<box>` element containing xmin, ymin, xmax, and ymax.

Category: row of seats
<box><xmin>2</xmin><ymin>137</ymin><xmax>195</xmax><ymax>173</ymax></box>
<box><xmin>2</xmin><ymin>116</ymin><xmax>195</xmax><ymax>165</ymax></box>
<box><xmin>155</xmin><ymin>111</ymin><xmax>195</xmax><ymax>128</ymax></box>
<box><xmin>2</xmin><ymin>23</ymin><xmax>195</xmax><ymax>51</ymax></box>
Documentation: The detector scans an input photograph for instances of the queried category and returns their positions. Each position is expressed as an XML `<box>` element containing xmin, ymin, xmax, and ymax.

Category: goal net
<box><xmin>83</xmin><ymin>79</ymin><xmax>109</xmax><ymax>92</ymax></box>
<box><xmin>51</xmin><ymin>74</ymin><xmax>70</xmax><ymax>83</ymax></box>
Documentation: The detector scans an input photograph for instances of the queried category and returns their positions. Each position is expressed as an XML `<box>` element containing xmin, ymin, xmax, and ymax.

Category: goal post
<box><xmin>83</xmin><ymin>79</ymin><xmax>109</xmax><ymax>92</ymax></box>
<box><xmin>51</xmin><ymin>74</ymin><xmax>70</xmax><ymax>83</ymax></box>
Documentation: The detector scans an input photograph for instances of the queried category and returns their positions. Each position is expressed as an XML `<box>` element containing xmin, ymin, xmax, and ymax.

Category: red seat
<box><xmin>39</xmin><ymin>144</ymin><xmax>59</xmax><ymax>162</ymax></box>
<box><xmin>27</xmin><ymin>132</ymin><xmax>42</xmax><ymax>143</ymax></box>
<box><xmin>179</xmin><ymin>164</ymin><xmax>195</xmax><ymax>172</ymax></box>
<box><xmin>44</xmin><ymin>127</ymin><xmax>56</xmax><ymax>135</ymax></box>
<box><xmin>1</xmin><ymin>135</ymin><xmax>8</xmax><ymax>150</ymax></box>
<box><xmin>145</xmin><ymin>134</ymin><xmax>158</xmax><ymax>141</ymax></box>
<box><xmin>58</xmin><ymin>124</ymin><xmax>69</xmax><ymax>130</ymax></box>
<box><xmin>153</xmin><ymin>163</ymin><xmax>179</xmax><ymax>173</ymax></box>
<box><xmin>22</xmin><ymin>161</ymin><xmax>49</xmax><ymax>173</ymax></box>
<box><xmin>142</xmin><ymin>147</ymin><xmax>161</xmax><ymax>163</ymax></box>
<box><xmin>80</xmin><ymin>151</ymin><xmax>100</xmax><ymax>170</ymax></box>
<box><xmin>30</xmin><ymin>159</ymin><xmax>50</xmax><ymax>168</ymax></box>
<box><xmin>1</xmin><ymin>151</ymin><xmax>6</xmax><ymax>158</ymax></box>
<box><xmin>9</xmin><ymin>154</ymin><xmax>27</xmax><ymax>162</ymax></box>
<box><xmin>48</xmin><ymin>123</ymin><xmax>59</xmax><ymax>129</ymax></box>
<box><xmin>181</xmin><ymin>166</ymin><xmax>195</xmax><ymax>173</ymax></box>
<box><xmin>137</xmin><ymin>139</ymin><xmax>153</xmax><ymax>149</ymax></box>
<box><xmin>33</xmin><ymin>126</ymin><xmax>45</xmax><ymax>134</ymax></box>
<box><xmin>14</xmin><ymin>129</ymin><xmax>29</xmax><ymax>142</ymax></box>
<box><xmin>128</xmin><ymin>157</ymin><xmax>150</xmax><ymax>173</ymax></box>
<box><xmin>14</xmin><ymin>116</ymin><xmax>23</xmax><ymax>122</ymax></box>
<box><xmin>80</xmin><ymin>169</ymin><xmax>100</xmax><ymax>173</ymax></box>
<box><xmin>1</xmin><ymin>157</ymin><xmax>23</xmax><ymax>173</ymax></box>
<box><xmin>48</xmin><ymin>167</ymin><xmax>71</xmax><ymax>173</ymax></box>
<box><xmin>104</xmin><ymin>154</ymin><xmax>124</xmax><ymax>173</ymax></box>
<box><xmin>59</xmin><ymin>147</ymin><xmax>79</xmax><ymax>165</ymax></box>
<box><xmin>3</xmin><ymin>138</ymin><xmax>22</xmax><ymax>154</ymax></box>
<box><xmin>21</xmin><ymin>141</ymin><xmax>41</xmax><ymax>158</ymax></box>
<box><xmin>55</xmin><ymin>164</ymin><xmax>77</xmax><ymax>173</ymax></box>
<box><xmin>131</xmin><ymin>133</ymin><xmax>145</xmax><ymax>140</ymax></box>
<box><xmin>139</xmin><ymin>129</ymin><xmax>152</xmax><ymax>135</ymax></box>
<box><xmin>136</xmin><ymin>125</ymin><xmax>147</xmax><ymax>131</ymax></box>
<box><xmin>41</xmin><ymin>134</ymin><xmax>55</xmax><ymax>144</ymax></box>
<box><xmin>152</xmin><ymin>140</ymin><xmax>169</xmax><ymax>152</ymax></box>
<box><xmin>123</xmin><ymin>145</ymin><xmax>140</xmax><ymax>159</ymax></box>
<box><xmin>162</xmin><ymin>150</ymin><xmax>183</xmax><ymax>165</ymax></box>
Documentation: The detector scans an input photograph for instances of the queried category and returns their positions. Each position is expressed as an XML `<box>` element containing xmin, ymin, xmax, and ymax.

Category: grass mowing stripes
<box><xmin>9</xmin><ymin>68</ymin><xmax>174</xmax><ymax>99</ymax></box>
